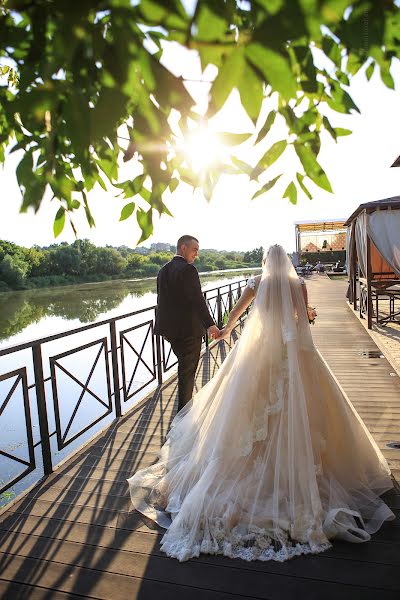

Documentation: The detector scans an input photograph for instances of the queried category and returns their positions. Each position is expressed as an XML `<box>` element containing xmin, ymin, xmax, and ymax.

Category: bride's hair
<box><xmin>262</xmin><ymin>244</ymin><xmax>293</xmax><ymax>275</ymax></box>
<box><xmin>251</xmin><ymin>243</ymin><xmax>312</xmax><ymax>348</ymax></box>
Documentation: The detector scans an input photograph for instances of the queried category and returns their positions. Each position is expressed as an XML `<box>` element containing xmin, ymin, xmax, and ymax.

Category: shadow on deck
<box><xmin>0</xmin><ymin>279</ymin><xmax>399</xmax><ymax>599</ymax></box>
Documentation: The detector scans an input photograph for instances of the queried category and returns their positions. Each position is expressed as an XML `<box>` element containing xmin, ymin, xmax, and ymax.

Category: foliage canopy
<box><xmin>0</xmin><ymin>0</ymin><xmax>398</xmax><ymax>241</ymax></box>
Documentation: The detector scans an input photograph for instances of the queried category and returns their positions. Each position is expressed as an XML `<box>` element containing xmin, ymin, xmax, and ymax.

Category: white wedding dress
<box><xmin>127</xmin><ymin>245</ymin><xmax>394</xmax><ymax>562</ymax></box>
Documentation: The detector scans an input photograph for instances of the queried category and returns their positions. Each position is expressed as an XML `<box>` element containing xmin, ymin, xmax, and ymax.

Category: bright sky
<box><xmin>1</xmin><ymin>32</ymin><xmax>400</xmax><ymax>253</ymax></box>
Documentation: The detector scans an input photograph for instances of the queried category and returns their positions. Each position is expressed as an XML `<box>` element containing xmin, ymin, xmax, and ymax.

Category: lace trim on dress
<box><xmin>160</xmin><ymin>517</ymin><xmax>331</xmax><ymax>563</ymax></box>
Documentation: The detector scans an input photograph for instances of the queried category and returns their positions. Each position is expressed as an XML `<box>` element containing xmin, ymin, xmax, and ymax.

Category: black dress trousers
<box><xmin>169</xmin><ymin>336</ymin><xmax>202</xmax><ymax>411</ymax></box>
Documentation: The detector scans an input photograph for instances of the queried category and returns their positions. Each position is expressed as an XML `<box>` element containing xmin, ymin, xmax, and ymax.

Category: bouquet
<box><xmin>307</xmin><ymin>305</ymin><xmax>317</xmax><ymax>325</ymax></box>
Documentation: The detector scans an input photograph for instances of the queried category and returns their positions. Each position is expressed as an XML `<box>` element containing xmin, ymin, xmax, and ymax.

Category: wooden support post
<box><xmin>366</xmin><ymin>233</ymin><xmax>372</xmax><ymax>329</ymax></box>
<box><xmin>351</xmin><ymin>223</ymin><xmax>357</xmax><ymax>310</ymax></box>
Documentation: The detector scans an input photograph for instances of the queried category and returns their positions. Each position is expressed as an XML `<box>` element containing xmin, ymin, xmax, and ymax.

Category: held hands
<box><xmin>218</xmin><ymin>326</ymin><xmax>232</xmax><ymax>340</ymax></box>
<box><xmin>207</xmin><ymin>325</ymin><xmax>221</xmax><ymax>340</ymax></box>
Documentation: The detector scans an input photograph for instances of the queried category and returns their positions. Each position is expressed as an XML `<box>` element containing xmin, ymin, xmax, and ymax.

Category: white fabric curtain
<box><xmin>355</xmin><ymin>211</ymin><xmax>367</xmax><ymax>277</ymax></box>
<box><xmin>346</xmin><ymin>224</ymin><xmax>354</xmax><ymax>275</ymax></box>
<box><xmin>367</xmin><ymin>210</ymin><xmax>400</xmax><ymax>278</ymax></box>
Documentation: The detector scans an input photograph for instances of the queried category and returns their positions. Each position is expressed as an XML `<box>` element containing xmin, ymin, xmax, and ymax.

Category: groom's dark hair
<box><xmin>177</xmin><ymin>235</ymin><xmax>199</xmax><ymax>250</ymax></box>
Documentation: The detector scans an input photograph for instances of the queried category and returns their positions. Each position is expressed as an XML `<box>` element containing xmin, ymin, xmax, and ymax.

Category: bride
<box><xmin>127</xmin><ymin>244</ymin><xmax>394</xmax><ymax>562</ymax></box>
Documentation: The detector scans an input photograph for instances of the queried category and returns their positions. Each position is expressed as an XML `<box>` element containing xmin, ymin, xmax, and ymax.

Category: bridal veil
<box><xmin>127</xmin><ymin>245</ymin><xmax>394</xmax><ymax>562</ymax></box>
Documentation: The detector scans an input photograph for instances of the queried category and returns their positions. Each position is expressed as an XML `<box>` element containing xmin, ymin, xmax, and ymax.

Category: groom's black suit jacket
<box><xmin>154</xmin><ymin>256</ymin><xmax>215</xmax><ymax>340</ymax></box>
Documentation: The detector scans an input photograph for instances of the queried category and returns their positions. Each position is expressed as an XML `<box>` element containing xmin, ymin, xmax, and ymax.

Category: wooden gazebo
<box><xmin>344</xmin><ymin>196</ymin><xmax>400</xmax><ymax>329</ymax></box>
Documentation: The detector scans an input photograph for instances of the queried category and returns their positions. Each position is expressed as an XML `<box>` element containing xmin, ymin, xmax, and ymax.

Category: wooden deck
<box><xmin>0</xmin><ymin>276</ymin><xmax>399</xmax><ymax>599</ymax></box>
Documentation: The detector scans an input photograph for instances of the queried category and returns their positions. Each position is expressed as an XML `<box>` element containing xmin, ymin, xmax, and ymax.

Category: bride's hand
<box><xmin>307</xmin><ymin>305</ymin><xmax>317</xmax><ymax>324</ymax></box>
<box><xmin>219</xmin><ymin>327</ymin><xmax>231</xmax><ymax>340</ymax></box>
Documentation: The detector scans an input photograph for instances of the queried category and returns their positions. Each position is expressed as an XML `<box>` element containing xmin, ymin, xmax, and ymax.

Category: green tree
<box><xmin>244</xmin><ymin>247</ymin><xmax>264</xmax><ymax>264</ymax></box>
<box><xmin>46</xmin><ymin>245</ymin><xmax>81</xmax><ymax>276</ymax></box>
<box><xmin>215</xmin><ymin>258</ymin><xmax>227</xmax><ymax>270</ymax></box>
<box><xmin>95</xmin><ymin>247</ymin><xmax>127</xmax><ymax>275</ymax></box>
<box><xmin>147</xmin><ymin>252</ymin><xmax>173</xmax><ymax>265</ymax></box>
<box><xmin>72</xmin><ymin>239</ymin><xmax>98</xmax><ymax>275</ymax></box>
<box><xmin>125</xmin><ymin>253</ymin><xmax>147</xmax><ymax>270</ymax></box>
<box><xmin>0</xmin><ymin>1</ymin><xmax>398</xmax><ymax>241</ymax></box>
<box><xmin>0</xmin><ymin>253</ymin><xmax>29</xmax><ymax>287</ymax></box>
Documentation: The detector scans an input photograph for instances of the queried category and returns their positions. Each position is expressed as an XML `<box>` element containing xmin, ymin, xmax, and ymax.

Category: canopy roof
<box><xmin>294</xmin><ymin>220</ymin><xmax>346</xmax><ymax>233</ymax></box>
<box><xmin>344</xmin><ymin>196</ymin><xmax>400</xmax><ymax>227</ymax></box>
<box><xmin>391</xmin><ymin>155</ymin><xmax>400</xmax><ymax>167</ymax></box>
<box><xmin>347</xmin><ymin>202</ymin><xmax>400</xmax><ymax>282</ymax></box>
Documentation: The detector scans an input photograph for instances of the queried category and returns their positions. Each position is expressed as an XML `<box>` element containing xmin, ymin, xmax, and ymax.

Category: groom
<box><xmin>154</xmin><ymin>235</ymin><xmax>220</xmax><ymax>411</ymax></box>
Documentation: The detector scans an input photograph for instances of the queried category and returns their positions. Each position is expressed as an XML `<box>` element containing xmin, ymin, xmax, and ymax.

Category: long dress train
<box><xmin>127</xmin><ymin>246</ymin><xmax>394</xmax><ymax>562</ymax></box>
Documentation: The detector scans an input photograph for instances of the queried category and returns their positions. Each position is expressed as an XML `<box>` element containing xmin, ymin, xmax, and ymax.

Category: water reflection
<box><xmin>0</xmin><ymin>280</ymin><xmax>154</xmax><ymax>344</ymax></box>
<box><xmin>0</xmin><ymin>269</ymin><xmax>260</xmax><ymax>348</ymax></box>
<box><xmin>0</xmin><ymin>268</ymin><xmax>260</xmax><ymax>507</ymax></box>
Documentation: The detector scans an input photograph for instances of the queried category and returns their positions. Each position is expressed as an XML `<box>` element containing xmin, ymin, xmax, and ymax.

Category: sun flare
<box><xmin>182</xmin><ymin>128</ymin><xmax>227</xmax><ymax>173</ymax></box>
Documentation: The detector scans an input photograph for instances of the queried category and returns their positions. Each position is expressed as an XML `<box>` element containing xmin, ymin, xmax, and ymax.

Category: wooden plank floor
<box><xmin>0</xmin><ymin>276</ymin><xmax>399</xmax><ymax>599</ymax></box>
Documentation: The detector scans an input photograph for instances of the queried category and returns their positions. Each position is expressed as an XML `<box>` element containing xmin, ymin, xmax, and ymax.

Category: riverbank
<box><xmin>0</xmin><ymin>269</ymin><xmax>262</xmax><ymax>348</ymax></box>
<box><xmin>0</xmin><ymin>265</ymin><xmax>261</xmax><ymax>293</ymax></box>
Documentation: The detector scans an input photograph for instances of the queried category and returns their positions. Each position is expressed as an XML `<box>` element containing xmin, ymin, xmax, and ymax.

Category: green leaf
<box><xmin>256</xmin><ymin>111</ymin><xmax>276</xmax><ymax>144</ymax></box>
<box><xmin>334</xmin><ymin>128</ymin><xmax>352</xmax><ymax>136</ymax></box>
<box><xmin>16</xmin><ymin>152</ymin><xmax>33</xmax><ymax>188</ymax></box>
<box><xmin>169</xmin><ymin>178</ymin><xmax>179</xmax><ymax>193</ymax></box>
<box><xmin>220</xmin><ymin>164</ymin><xmax>239</xmax><ymax>175</ymax></box>
<box><xmin>246</xmin><ymin>44</ymin><xmax>297</xmax><ymax>101</ymax></box>
<box><xmin>251</xmin><ymin>174</ymin><xmax>282</xmax><ymax>200</ymax></box>
<box><xmin>238</xmin><ymin>61</ymin><xmax>264</xmax><ymax>124</ymax></box>
<box><xmin>20</xmin><ymin>173</ymin><xmax>47</xmax><ymax>213</ymax></box>
<box><xmin>97</xmin><ymin>157</ymin><xmax>118</xmax><ymax>182</ymax></box>
<box><xmin>82</xmin><ymin>191</ymin><xmax>95</xmax><ymax>228</ymax></box>
<box><xmin>210</xmin><ymin>49</ymin><xmax>246</xmax><ymax>115</ymax></box>
<box><xmin>327</xmin><ymin>83</ymin><xmax>360</xmax><ymax>114</ymax></box>
<box><xmin>203</xmin><ymin>174</ymin><xmax>214</xmax><ymax>202</ymax></box>
<box><xmin>49</xmin><ymin>174</ymin><xmax>75</xmax><ymax>202</ymax></box>
<box><xmin>136</xmin><ymin>208</ymin><xmax>153</xmax><ymax>244</ymax></box>
<box><xmin>322</xmin><ymin>116</ymin><xmax>337</xmax><ymax>141</ymax></box>
<box><xmin>71</xmin><ymin>199</ymin><xmax>80</xmax><ymax>209</ymax></box>
<box><xmin>217</xmin><ymin>132</ymin><xmax>252</xmax><ymax>146</ymax></box>
<box><xmin>379</xmin><ymin>63</ymin><xmax>395</xmax><ymax>89</ymax></box>
<box><xmin>321</xmin><ymin>36</ymin><xmax>342</xmax><ymax>68</ymax></box>
<box><xmin>231</xmin><ymin>156</ymin><xmax>254</xmax><ymax>176</ymax></box>
<box><xmin>196</xmin><ymin>5</ymin><xmax>228</xmax><ymax>41</ymax></box>
<box><xmin>296</xmin><ymin>173</ymin><xmax>312</xmax><ymax>200</ymax></box>
<box><xmin>294</xmin><ymin>144</ymin><xmax>333</xmax><ymax>193</ymax></box>
<box><xmin>114</xmin><ymin>174</ymin><xmax>146</xmax><ymax>199</ymax></box>
<box><xmin>365</xmin><ymin>62</ymin><xmax>375</xmax><ymax>81</ymax></box>
<box><xmin>53</xmin><ymin>206</ymin><xmax>65</xmax><ymax>238</ymax></box>
<box><xmin>139</xmin><ymin>187</ymin><xmax>152</xmax><ymax>202</ymax></box>
<box><xmin>120</xmin><ymin>202</ymin><xmax>135</xmax><ymax>221</ymax></box>
<box><xmin>283</xmin><ymin>181</ymin><xmax>297</xmax><ymax>205</ymax></box>
<box><xmin>255</xmin><ymin>140</ymin><xmax>287</xmax><ymax>176</ymax></box>
<box><xmin>253</xmin><ymin>0</ymin><xmax>284</xmax><ymax>15</ymax></box>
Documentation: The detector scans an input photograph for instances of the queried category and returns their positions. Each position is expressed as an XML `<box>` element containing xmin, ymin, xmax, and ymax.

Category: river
<box><xmin>0</xmin><ymin>268</ymin><xmax>261</xmax><ymax>350</ymax></box>
<box><xmin>0</xmin><ymin>267</ymin><xmax>262</xmax><ymax>505</ymax></box>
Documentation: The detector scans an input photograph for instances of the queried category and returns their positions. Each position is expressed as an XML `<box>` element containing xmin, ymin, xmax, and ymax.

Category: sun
<box><xmin>182</xmin><ymin>128</ymin><xmax>227</xmax><ymax>173</ymax></box>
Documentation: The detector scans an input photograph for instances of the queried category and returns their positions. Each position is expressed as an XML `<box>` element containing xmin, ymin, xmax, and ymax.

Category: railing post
<box><xmin>155</xmin><ymin>334</ymin><xmax>163</xmax><ymax>385</ymax></box>
<box><xmin>204</xmin><ymin>291</ymin><xmax>209</xmax><ymax>348</ymax></box>
<box><xmin>228</xmin><ymin>284</ymin><xmax>233</xmax><ymax>312</ymax></box>
<box><xmin>217</xmin><ymin>289</ymin><xmax>223</xmax><ymax>329</ymax></box>
<box><xmin>32</xmin><ymin>344</ymin><xmax>53</xmax><ymax>476</ymax></box>
<box><xmin>110</xmin><ymin>320</ymin><xmax>122</xmax><ymax>418</ymax></box>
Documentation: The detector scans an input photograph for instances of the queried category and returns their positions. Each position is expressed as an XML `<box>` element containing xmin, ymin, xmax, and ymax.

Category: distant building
<box><xmin>134</xmin><ymin>246</ymin><xmax>150</xmax><ymax>255</ymax></box>
<box><xmin>294</xmin><ymin>220</ymin><xmax>347</xmax><ymax>263</ymax></box>
<box><xmin>150</xmin><ymin>242</ymin><xmax>171</xmax><ymax>252</ymax></box>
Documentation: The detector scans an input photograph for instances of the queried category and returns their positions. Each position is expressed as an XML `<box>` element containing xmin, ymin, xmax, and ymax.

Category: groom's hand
<box><xmin>208</xmin><ymin>325</ymin><xmax>220</xmax><ymax>340</ymax></box>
